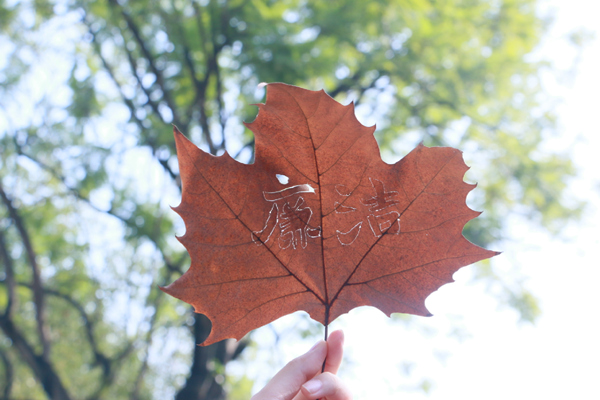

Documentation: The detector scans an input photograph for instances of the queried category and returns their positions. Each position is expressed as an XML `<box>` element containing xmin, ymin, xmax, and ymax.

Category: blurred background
<box><xmin>0</xmin><ymin>0</ymin><xmax>598</xmax><ymax>399</ymax></box>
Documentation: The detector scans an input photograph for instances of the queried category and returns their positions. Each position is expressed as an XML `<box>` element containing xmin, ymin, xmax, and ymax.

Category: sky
<box><xmin>420</xmin><ymin>2</ymin><xmax>600</xmax><ymax>398</ymax></box>
<box><xmin>346</xmin><ymin>1</ymin><xmax>600</xmax><ymax>398</ymax></box>
<box><xmin>240</xmin><ymin>1</ymin><xmax>600</xmax><ymax>399</ymax></box>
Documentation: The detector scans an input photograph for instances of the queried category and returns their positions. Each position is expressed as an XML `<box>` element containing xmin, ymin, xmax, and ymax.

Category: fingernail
<box><xmin>302</xmin><ymin>379</ymin><xmax>322</xmax><ymax>395</ymax></box>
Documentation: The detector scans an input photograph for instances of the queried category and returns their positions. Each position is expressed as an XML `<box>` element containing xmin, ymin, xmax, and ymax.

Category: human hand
<box><xmin>251</xmin><ymin>330</ymin><xmax>352</xmax><ymax>400</ymax></box>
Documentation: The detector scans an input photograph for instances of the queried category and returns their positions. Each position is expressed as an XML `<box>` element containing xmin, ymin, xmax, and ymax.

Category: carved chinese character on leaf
<box><xmin>334</xmin><ymin>178</ymin><xmax>401</xmax><ymax>246</ymax></box>
<box><xmin>252</xmin><ymin>184</ymin><xmax>322</xmax><ymax>250</ymax></box>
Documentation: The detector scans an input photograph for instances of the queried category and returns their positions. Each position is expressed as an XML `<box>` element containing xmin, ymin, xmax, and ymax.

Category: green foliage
<box><xmin>226</xmin><ymin>375</ymin><xmax>255</xmax><ymax>400</ymax></box>
<box><xmin>0</xmin><ymin>0</ymin><xmax>580</xmax><ymax>398</ymax></box>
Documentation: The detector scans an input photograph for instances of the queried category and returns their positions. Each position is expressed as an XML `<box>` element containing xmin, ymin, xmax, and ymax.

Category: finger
<box><xmin>324</xmin><ymin>330</ymin><xmax>344</xmax><ymax>374</ymax></box>
<box><xmin>252</xmin><ymin>340</ymin><xmax>327</xmax><ymax>400</ymax></box>
<box><xmin>300</xmin><ymin>372</ymin><xmax>353</xmax><ymax>400</ymax></box>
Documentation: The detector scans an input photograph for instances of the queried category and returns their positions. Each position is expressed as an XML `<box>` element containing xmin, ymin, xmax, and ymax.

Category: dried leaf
<box><xmin>163</xmin><ymin>83</ymin><xmax>498</xmax><ymax>345</ymax></box>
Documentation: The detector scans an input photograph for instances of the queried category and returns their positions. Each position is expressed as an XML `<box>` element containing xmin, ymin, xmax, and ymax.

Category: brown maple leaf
<box><xmin>163</xmin><ymin>83</ymin><xmax>498</xmax><ymax>345</ymax></box>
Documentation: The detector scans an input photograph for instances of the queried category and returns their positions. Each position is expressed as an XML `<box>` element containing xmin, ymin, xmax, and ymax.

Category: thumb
<box><xmin>251</xmin><ymin>340</ymin><xmax>327</xmax><ymax>400</ymax></box>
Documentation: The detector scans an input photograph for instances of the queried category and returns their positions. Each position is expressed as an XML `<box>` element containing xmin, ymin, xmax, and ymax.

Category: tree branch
<box><xmin>14</xmin><ymin>281</ymin><xmax>135</xmax><ymax>399</ymax></box>
<box><xmin>0</xmin><ymin>183</ymin><xmax>50</xmax><ymax>361</ymax></box>
<box><xmin>130</xmin><ymin>282</ymin><xmax>168</xmax><ymax>399</ymax></box>
<box><xmin>0</xmin><ymin>349</ymin><xmax>14</xmax><ymax>399</ymax></box>
<box><xmin>190</xmin><ymin>1</ymin><xmax>219</xmax><ymax>154</ymax></box>
<box><xmin>120</xmin><ymin>34</ymin><xmax>165</xmax><ymax>125</ymax></box>
<box><xmin>82</xmin><ymin>15</ymin><xmax>180</xmax><ymax>183</ymax></box>
<box><xmin>0</xmin><ymin>315</ymin><xmax>72</xmax><ymax>400</ymax></box>
<box><xmin>0</xmin><ymin>228</ymin><xmax>16</xmax><ymax>318</ymax></box>
<box><xmin>212</xmin><ymin>35</ymin><xmax>228</xmax><ymax>151</ymax></box>
<box><xmin>14</xmin><ymin>148</ymin><xmax>185</xmax><ymax>276</ymax></box>
<box><xmin>35</xmin><ymin>285</ymin><xmax>110</xmax><ymax>376</ymax></box>
<box><xmin>107</xmin><ymin>0</ymin><xmax>182</xmax><ymax>128</ymax></box>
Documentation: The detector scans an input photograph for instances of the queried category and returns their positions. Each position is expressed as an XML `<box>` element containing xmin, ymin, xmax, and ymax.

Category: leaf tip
<box><xmin>173</xmin><ymin>124</ymin><xmax>183</xmax><ymax>136</ymax></box>
<box><xmin>175</xmin><ymin>234</ymin><xmax>184</xmax><ymax>245</ymax></box>
<box><xmin>159</xmin><ymin>284</ymin><xmax>174</xmax><ymax>298</ymax></box>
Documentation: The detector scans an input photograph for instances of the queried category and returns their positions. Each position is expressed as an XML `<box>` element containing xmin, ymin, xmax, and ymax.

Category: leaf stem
<box><xmin>317</xmin><ymin>323</ymin><xmax>329</xmax><ymax>400</ymax></box>
<box><xmin>320</xmin><ymin>309</ymin><xmax>329</xmax><ymax>373</ymax></box>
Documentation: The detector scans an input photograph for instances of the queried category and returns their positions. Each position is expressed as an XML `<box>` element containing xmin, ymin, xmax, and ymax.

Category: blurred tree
<box><xmin>0</xmin><ymin>0</ymin><xmax>579</xmax><ymax>398</ymax></box>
